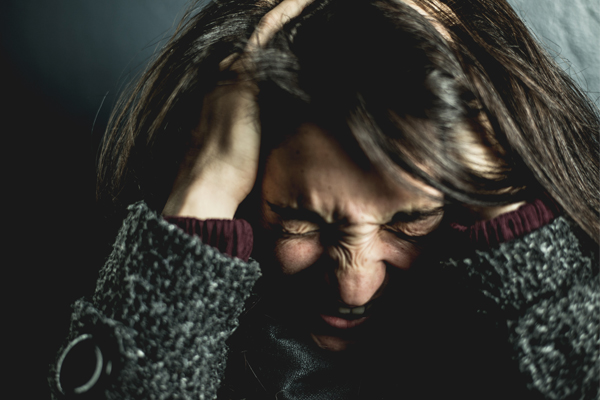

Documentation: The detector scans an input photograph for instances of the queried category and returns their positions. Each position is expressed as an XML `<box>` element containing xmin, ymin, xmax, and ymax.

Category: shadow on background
<box><xmin>1</xmin><ymin>1</ymin><xmax>193</xmax><ymax>397</ymax></box>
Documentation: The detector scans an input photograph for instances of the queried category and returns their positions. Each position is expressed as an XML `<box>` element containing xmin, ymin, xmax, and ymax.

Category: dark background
<box><xmin>1</xmin><ymin>0</ymin><xmax>597</xmax><ymax>398</ymax></box>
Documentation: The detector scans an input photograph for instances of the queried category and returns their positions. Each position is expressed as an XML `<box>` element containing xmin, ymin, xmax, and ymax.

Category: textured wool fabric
<box><xmin>450</xmin><ymin>197</ymin><xmax>560</xmax><ymax>247</ymax></box>
<box><xmin>50</xmin><ymin>202</ymin><xmax>598</xmax><ymax>399</ymax></box>
<box><xmin>50</xmin><ymin>202</ymin><xmax>261</xmax><ymax>400</ymax></box>
<box><xmin>441</xmin><ymin>216</ymin><xmax>599</xmax><ymax>399</ymax></box>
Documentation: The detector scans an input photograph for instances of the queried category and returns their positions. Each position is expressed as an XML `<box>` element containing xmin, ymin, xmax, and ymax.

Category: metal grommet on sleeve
<box><xmin>56</xmin><ymin>334</ymin><xmax>112</xmax><ymax>397</ymax></box>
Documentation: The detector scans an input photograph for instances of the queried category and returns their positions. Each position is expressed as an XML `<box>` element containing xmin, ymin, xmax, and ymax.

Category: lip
<box><xmin>315</xmin><ymin>296</ymin><xmax>379</xmax><ymax>331</ymax></box>
<box><xmin>319</xmin><ymin>313</ymin><xmax>369</xmax><ymax>329</ymax></box>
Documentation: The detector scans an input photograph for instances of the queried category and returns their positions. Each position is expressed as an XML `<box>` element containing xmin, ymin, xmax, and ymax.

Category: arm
<box><xmin>444</xmin><ymin>212</ymin><xmax>599</xmax><ymax>399</ymax></box>
<box><xmin>50</xmin><ymin>2</ymin><xmax>316</xmax><ymax>399</ymax></box>
<box><xmin>51</xmin><ymin>202</ymin><xmax>260</xmax><ymax>399</ymax></box>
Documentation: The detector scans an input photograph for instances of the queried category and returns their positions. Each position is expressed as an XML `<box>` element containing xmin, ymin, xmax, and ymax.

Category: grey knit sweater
<box><xmin>50</xmin><ymin>201</ymin><xmax>599</xmax><ymax>400</ymax></box>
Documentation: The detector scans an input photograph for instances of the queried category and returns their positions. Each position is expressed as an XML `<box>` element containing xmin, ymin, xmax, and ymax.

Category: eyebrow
<box><xmin>267</xmin><ymin>201</ymin><xmax>444</xmax><ymax>225</ymax></box>
<box><xmin>266</xmin><ymin>202</ymin><xmax>327</xmax><ymax>224</ymax></box>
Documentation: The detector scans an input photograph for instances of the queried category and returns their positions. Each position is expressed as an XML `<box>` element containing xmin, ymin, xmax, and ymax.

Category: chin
<box><xmin>306</xmin><ymin>311</ymin><xmax>375</xmax><ymax>352</ymax></box>
<box><xmin>311</xmin><ymin>333</ymin><xmax>356</xmax><ymax>352</ymax></box>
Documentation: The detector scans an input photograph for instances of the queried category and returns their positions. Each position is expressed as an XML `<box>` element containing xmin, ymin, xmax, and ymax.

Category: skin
<box><xmin>259</xmin><ymin>123</ymin><xmax>445</xmax><ymax>351</ymax></box>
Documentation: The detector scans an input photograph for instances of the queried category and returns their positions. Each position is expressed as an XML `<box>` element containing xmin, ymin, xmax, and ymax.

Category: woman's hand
<box><xmin>162</xmin><ymin>0</ymin><xmax>315</xmax><ymax>219</ymax></box>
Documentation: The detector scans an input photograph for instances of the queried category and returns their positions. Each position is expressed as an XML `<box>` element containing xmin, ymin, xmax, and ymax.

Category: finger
<box><xmin>247</xmin><ymin>0</ymin><xmax>316</xmax><ymax>50</ymax></box>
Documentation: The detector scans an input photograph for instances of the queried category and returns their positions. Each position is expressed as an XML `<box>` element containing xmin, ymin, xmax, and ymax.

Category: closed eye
<box><xmin>281</xmin><ymin>229</ymin><xmax>320</xmax><ymax>238</ymax></box>
<box><xmin>384</xmin><ymin>208</ymin><xmax>444</xmax><ymax>242</ymax></box>
<box><xmin>273</xmin><ymin>221</ymin><xmax>320</xmax><ymax>238</ymax></box>
<box><xmin>383</xmin><ymin>225</ymin><xmax>433</xmax><ymax>244</ymax></box>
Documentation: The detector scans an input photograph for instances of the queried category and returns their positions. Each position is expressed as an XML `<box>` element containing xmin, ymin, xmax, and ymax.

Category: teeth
<box><xmin>336</xmin><ymin>306</ymin><xmax>367</xmax><ymax>316</ymax></box>
<box><xmin>352</xmin><ymin>306</ymin><xmax>365</xmax><ymax>315</ymax></box>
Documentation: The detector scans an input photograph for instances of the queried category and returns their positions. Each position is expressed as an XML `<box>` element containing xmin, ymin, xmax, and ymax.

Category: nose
<box><xmin>328</xmin><ymin>246</ymin><xmax>387</xmax><ymax>307</ymax></box>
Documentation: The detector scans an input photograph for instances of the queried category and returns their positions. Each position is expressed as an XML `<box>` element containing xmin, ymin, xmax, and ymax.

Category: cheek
<box><xmin>274</xmin><ymin>238</ymin><xmax>323</xmax><ymax>275</ymax></box>
<box><xmin>380</xmin><ymin>235</ymin><xmax>423</xmax><ymax>270</ymax></box>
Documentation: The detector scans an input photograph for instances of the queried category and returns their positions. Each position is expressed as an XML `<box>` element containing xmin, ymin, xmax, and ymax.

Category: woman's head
<box><xmin>258</xmin><ymin>122</ymin><xmax>446</xmax><ymax>350</ymax></box>
<box><xmin>98</xmin><ymin>0</ymin><xmax>598</xmax><ymax>240</ymax></box>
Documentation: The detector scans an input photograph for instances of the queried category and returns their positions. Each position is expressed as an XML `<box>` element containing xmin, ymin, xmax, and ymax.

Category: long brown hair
<box><xmin>420</xmin><ymin>0</ymin><xmax>599</xmax><ymax>239</ymax></box>
<box><xmin>97</xmin><ymin>0</ymin><xmax>599</xmax><ymax>241</ymax></box>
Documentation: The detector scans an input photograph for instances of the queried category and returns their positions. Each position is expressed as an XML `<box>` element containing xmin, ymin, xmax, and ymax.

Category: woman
<box><xmin>51</xmin><ymin>0</ymin><xmax>599</xmax><ymax>399</ymax></box>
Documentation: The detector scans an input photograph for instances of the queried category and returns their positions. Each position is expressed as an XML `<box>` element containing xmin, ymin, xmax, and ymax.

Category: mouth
<box><xmin>319</xmin><ymin>301</ymin><xmax>374</xmax><ymax>334</ymax></box>
<box><xmin>259</xmin><ymin>284</ymin><xmax>385</xmax><ymax>351</ymax></box>
<box><xmin>318</xmin><ymin>301</ymin><xmax>375</xmax><ymax>329</ymax></box>
<box><xmin>308</xmin><ymin>302</ymin><xmax>379</xmax><ymax>351</ymax></box>
<box><xmin>261</xmin><ymin>269</ymin><xmax>389</xmax><ymax>349</ymax></box>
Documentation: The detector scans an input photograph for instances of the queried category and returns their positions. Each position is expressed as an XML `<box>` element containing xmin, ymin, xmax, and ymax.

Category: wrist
<box><xmin>162</xmin><ymin>168</ymin><xmax>245</xmax><ymax>219</ymax></box>
<box><xmin>163</xmin><ymin>190</ymin><xmax>239</xmax><ymax>219</ymax></box>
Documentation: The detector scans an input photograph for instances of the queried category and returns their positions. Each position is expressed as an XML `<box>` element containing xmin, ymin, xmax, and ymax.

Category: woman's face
<box><xmin>258</xmin><ymin>123</ymin><xmax>444</xmax><ymax>351</ymax></box>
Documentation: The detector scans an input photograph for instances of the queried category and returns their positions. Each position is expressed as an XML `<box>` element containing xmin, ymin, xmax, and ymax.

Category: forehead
<box><xmin>261</xmin><ymin>123</ymin><xmax>442</xmax><ymax>223</ymax></box>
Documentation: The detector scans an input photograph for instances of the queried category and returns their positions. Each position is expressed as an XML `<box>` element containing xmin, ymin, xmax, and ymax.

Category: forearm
<box><xmin>444</xmin><ymin>215</ymin><xmax>599</xmax><ymax>399</ymax></box>
<box><xmin>51</xmin><ymin>202</ymin><xmax>261</xmax><ymax>400</ymax></box>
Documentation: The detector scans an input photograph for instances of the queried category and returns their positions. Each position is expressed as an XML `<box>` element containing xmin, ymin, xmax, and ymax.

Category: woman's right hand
<box><xmin>161</xmin><ymin>66</ymin><xmax>260</xmax><ymax>219</ymax></box>
<box><xmin>162</xmin><ymin>0</ymin><xmax>315</xmax><ymax>219</ymax></box>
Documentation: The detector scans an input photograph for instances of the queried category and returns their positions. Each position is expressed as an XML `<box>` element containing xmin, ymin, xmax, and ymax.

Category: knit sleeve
<box><xmin>50</xmin><ymin>201</ymin><xmax>262</xmax><ymax>400</ymax></box>
<box><xmin>442</xmin><ymin>217</ymin><xmax>599</xmax><ymax>399</ymax></box>
<box><xmin>162</xmin><ymin>216</ymin><xmax>253</xmax><ymax>261</ymax></box>
<box><xmin>450</xmin><ymin>197</ymin><xmax>560</xmax><ymax>247</ymax></box>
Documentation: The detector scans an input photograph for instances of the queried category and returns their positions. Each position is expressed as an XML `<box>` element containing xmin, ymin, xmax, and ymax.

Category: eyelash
<box><xmin>277</xmin><ymin>226</ymin><xmax>320</xmax><ymax>238</ymax></box>
<box><xmin>383</xmin><ymin>226</ymin><xmax>432</xmax><ymax>244</ymax></box>
<box><xmin>278</xmin><ymin>225</ymin><xmax>429</xmax><ymax>244</ymax></box>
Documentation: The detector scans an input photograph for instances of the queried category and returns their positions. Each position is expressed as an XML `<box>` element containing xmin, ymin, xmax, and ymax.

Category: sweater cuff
<box><xmin>450</xmin><ymin>197</ymin><xmax>560</xmax><ymax>247</ymax></box>
<box><xmin>163</xmin><ymin>217</ymin><xmax>253</xmax><ymax>261</ymax></box>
